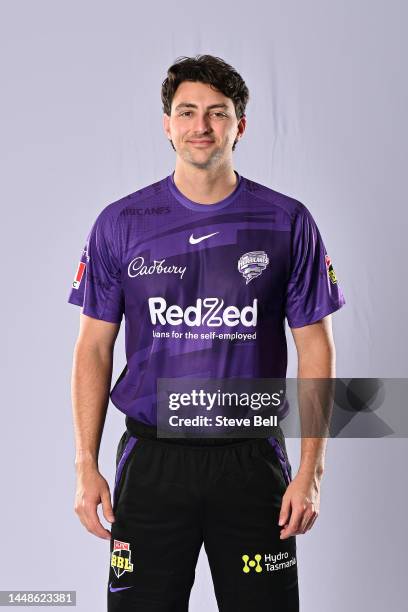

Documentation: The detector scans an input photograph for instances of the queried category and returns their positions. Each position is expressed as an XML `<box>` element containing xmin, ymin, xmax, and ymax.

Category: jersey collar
<box><xmin>167</xmin><ymin>170</ymin><xmax>243</xmax><ymax>211</ymax></box>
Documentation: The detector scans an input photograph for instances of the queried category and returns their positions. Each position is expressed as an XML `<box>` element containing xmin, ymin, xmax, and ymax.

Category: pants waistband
<box><xmin>125</xmin><ymin>416</ymin><xmax>254</xmax><ymax>446</ymax></box>
<box><xmin>125</xmin><ymin>416</ymin><xmax>285</xmax><ymax>448</ymax></box>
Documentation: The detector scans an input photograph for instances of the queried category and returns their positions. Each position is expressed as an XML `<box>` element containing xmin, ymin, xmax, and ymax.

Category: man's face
<box><xmin>163</xmin><ymin>80</ymin><xmax>245</xmax><ymax>170</ymax></box>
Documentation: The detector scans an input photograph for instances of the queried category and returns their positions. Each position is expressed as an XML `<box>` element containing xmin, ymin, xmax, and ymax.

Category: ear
<box><xmin>237</xmin><ymin>114</ymin><xmax>247</xmax><ymax>140</ymax></box>
<box><xmin>163</xmin><ymin>113</ymin><xmax>171</xmax><ymax>139</ymax></box>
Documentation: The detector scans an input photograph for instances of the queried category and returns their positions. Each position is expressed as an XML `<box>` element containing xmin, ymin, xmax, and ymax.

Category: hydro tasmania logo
<box><xmin>242</xmin><ymin>551</ymin><xmax>297</xmax><ymax>573</ymax></box>
<box><xmin>238</xmin><ymin>251</ymin><xmax>269</xmax><ymax>284</ymax></box>
<box><xmin>242</xmin><ymin>554</ymin><xmax>263</xmax><ymax>573</ymax></box>
<box><xmin>111</xmin><ymin>540</ymin><xmax>134</xmax><ymax>578</ymax></box>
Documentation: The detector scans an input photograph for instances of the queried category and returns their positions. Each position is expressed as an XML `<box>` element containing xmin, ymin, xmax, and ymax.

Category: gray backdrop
<box><xmin>1</xmin><ymin>0</ymin><xmax>406</xmax><ymax>610</ymax></box>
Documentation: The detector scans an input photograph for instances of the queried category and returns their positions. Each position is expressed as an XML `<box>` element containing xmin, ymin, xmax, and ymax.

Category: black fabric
<box><xmin>125</xmin><ymin>415</ymin><xmax>287</xmax><ymax>448</ymax></box>
<box><xmin>108</xmin><ymin>432</ymin><xmax>299</xmax><ymax>611</ymax></box>
<box><xmin>125</xmin><ymin>415</ymin><xmax>251</xmax><ymax>446</ymax></box>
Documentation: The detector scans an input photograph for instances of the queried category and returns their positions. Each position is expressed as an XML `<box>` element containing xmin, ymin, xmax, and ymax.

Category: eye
<box><xmin>179</xmin><ymin>111</ymin><xmax>227</xmax><ymax>118</ymax></box>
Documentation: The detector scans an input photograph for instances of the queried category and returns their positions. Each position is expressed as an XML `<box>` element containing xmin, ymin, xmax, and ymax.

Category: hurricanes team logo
<box><xmin>238</xmin><ymin>251</ymin><xmax>269</xmax><ymax>284</ymax></box>
<box><xmin>325</xmin><ymin>254</ymin><xmax>337</xmax><ymax>284</ymax></box>
<box><xmin>111</xmin><ymin>540</ymin><xmax>134</xmax><ymax>578</ymax></box>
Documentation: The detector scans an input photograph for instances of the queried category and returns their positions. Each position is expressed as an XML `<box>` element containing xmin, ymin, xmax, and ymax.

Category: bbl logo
<box><xmin>111</xmin><ymin>540</ymin><xmax>134</xmax><ymax>578</ymax></box>
<box><xmin>238</xmin><ymin>251</ymin><xmax>269</xmax><ymax>284</ymax></box>
<box><xmin>325</xmin><ymin>254</ymin><xmax>337</xmax><ymax>284</ymax></box>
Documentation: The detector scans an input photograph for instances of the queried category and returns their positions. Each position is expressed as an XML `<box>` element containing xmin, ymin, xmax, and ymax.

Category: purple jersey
<box><xmin>67</xmin><ymin>171</ymin><xmax>345</xmax><ymax>425</ymax></box>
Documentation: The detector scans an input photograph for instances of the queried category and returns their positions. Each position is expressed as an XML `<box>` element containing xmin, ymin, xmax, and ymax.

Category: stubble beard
<box><xmin>180</xmin><ymin>140</ymin><xmax>227</xmax><ymax>170</ymax></box>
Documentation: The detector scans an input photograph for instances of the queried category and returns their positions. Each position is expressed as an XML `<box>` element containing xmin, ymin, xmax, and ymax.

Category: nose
<box><xmin>191</xmin><ymin>113</ymin><xmax>213</xmax><ymax>136</ymax></box>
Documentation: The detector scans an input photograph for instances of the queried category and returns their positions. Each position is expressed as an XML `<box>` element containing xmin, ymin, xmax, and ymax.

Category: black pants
<box><xmin>107</xmin><ymin>423</ymin><xmax>299</xmax><ymax>611</ymax></box>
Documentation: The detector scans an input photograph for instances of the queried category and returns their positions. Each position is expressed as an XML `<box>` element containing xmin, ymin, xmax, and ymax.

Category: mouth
<box><xmin>188</xmin><ymin>140</ymin><xmax>214</xmax><ymax>147</ymax></box>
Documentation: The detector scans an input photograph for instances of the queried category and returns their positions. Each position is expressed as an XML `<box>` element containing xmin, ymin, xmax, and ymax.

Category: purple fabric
<box><xmin>113</xmin><ymin>435</ymin><xmax>138</xmax><ymax>505</ymax></box>
<box><xmin>267</xmin><ymin>436</ymin><xmax>291</xmax><ymax>485</ymax></box>
<box><xmin>67</xmin><ymin>172</ymin><xmax>346</xmax><ymax>425</ymax></box>
<box><xmin>168</xmin><ymin>169</ymin><xmax>243</xmax><ymax>211</ymax></box>
<box><xmin>285</xmin><ymin>205</ymin><xmax>346</xmax><ymax>327</ymax></box>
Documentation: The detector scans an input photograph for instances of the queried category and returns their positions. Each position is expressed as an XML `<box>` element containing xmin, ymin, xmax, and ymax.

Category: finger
<box><xmin>299</xmin><ymin>503</ymin><xmax>316</xmax><ymax>532</ymax></box>
<box><xmin>81</xmin><ymin>501</ymin><xmax>112</xmax><ymax>540</ymax></box>
<box><xmin>299</xmin><ymin>510</ymin><xmax>315</xmax><ymax>533</ymax></box>
<box><xmin>304</xmin><ymin>513</ymin><xmax>318</xmax><ymax>532</ymax></box>
<box><xmin>278</xmin><ymin>495</ymin><xmax>292</xmax><ymax>527</ymax></box>
<box><xmin>280</xmin><ymin>508</ymin><xmax>304</xmax><ymax>538</ymax></box>
<box><xmin>279</xmin><ymin>526</ymin><xmax>296</xmax><ymax>540</ymax></box>
<box><xmin>101</xmin><ymin>487</ymin><xmax>115</xmax><ymax>523</ymax></box>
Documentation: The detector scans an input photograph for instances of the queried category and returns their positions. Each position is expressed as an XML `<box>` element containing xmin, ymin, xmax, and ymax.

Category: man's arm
<box><xmin>71</xmin><ymin>313</ymin><xmax>121</xmax><ymax>540</ymax></box>
<box><xmin>278</xmin><ymin>314</ymin><xmax>335</xmax><ymax>539</ymax></box>
<box><xmin>292</xmin><ymin>314</ymin><xmax>335</xmax><ymax>477</ymax></box>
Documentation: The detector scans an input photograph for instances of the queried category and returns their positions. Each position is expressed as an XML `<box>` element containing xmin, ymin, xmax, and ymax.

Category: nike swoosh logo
<box><xmin>109</xmin><ymin>582</ymin><xmax>133</xmax><ymax>592</ymax></box>
<box><xmin>189</xmin><ymin>231</ymin><xmax>219</xmax><ymax>245</ymax></box>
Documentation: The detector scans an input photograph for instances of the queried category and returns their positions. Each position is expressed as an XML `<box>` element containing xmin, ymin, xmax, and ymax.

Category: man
<box><xmin>68</xmin><ymin>54</ymin><xmax>345</xmax><ymax>611</ymax></box>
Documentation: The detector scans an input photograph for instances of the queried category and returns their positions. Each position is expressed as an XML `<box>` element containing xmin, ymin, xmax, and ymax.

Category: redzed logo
<box><xmin>148</xmin><ymin>297</ymin><xmax>258</xmax><ymax>327</ymax></box>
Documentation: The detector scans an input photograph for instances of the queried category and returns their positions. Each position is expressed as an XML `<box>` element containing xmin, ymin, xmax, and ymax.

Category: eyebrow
<box><xmin>174</xmin><ymin>102</ymin><xmax>229</xmax><ymax>111</ymax></box>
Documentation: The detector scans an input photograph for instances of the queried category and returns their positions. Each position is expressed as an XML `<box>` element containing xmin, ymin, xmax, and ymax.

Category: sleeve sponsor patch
<box><xmin>325</xmin><ymin>254</ymin><xmax>337</xmax><ymax>284</ymax></box>
<box><xmin>72</xmin><ymin>261</ymin><xmax>86</xmax><ymax>289</ymax></box>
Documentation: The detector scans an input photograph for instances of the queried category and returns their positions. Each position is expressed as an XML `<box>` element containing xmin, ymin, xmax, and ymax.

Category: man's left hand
<box><xmin>278</xmin><ymin>472</ymin><xmax>321</xmax><ymax>539</ymax></box>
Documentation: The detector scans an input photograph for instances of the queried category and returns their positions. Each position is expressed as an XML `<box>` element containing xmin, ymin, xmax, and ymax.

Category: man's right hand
<box><xmin>74</xmin><ymin>466</ymin><xmax>115</xmax><ymax>540</ymax></box>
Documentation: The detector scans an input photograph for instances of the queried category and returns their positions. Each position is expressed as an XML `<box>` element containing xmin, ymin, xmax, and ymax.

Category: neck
<box><xmin>172</xmin><ymin>163</ymin><xmax>237</xmax><ymax>205</ymax></box>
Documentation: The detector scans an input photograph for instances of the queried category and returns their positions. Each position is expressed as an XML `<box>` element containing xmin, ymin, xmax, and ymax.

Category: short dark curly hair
<box><xmin>161</xmin><ymin>54</ymin><xmax>249</xmax><ymax>151</ymax></box>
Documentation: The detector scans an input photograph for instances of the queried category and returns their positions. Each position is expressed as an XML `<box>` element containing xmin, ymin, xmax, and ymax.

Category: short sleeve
<box><xmin>285</xmin><ymin>203</ymin><xmax>346</xmax><ymax>328</ymax></box>
<box><xmin>67</xmin><ymin>209</ymin><xmax>124</xmax><ymax>323</ymax></box>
